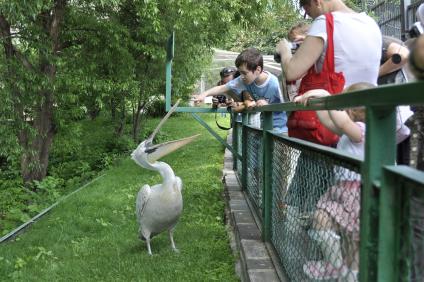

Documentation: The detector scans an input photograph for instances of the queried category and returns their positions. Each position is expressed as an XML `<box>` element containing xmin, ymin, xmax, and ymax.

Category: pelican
<box><xmin>131</xmin><ymin>100</ymin><xmax>199</xmax><ymax>255</ymax></box>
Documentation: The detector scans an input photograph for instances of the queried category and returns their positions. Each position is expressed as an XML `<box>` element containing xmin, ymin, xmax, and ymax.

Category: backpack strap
<box><xmin>323</xmin><ymin>13</ymin><xmax>336</xmax><ymax>73</ymax></box>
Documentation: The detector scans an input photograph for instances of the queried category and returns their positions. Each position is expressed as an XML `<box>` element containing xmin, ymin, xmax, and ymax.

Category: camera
<box><xmin>409</xmin><ymin>22</ymin><xmax>423</xmax><ymax>38</ymax></box>
<box><xmin>212</xmin><ymin>95</ymin><xmax>226</xmax><ymax>108</ymax></box>
<box><xmin>289</xmin><ymin>42</ymin><xmax>301</xmax><ymax>52</ymax></box>
<box><xmin>216</xmin><ymin>95</ymin><xmax>226</xmax><ymax>104</ymax></box>
<box><xmin>409</xmin><ymin>4</ymin><xmax>424</xmax><ymax>38</ymax></box>
<box><xmin>274</xmin><ymin>42</ymin><xmax>301</xmax><ymax>63</ymax></box>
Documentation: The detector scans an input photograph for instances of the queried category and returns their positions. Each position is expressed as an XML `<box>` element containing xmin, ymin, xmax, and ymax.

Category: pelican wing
<box><xmin>136</xmin><ymin>184</ymin><xmax>151</xmax><ymax>220</ymax></box>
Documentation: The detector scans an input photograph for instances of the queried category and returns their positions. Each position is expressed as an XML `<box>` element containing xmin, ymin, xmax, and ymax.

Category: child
<box><xmin>286</xmin><ymin>22</ymin><xmax>310</xmax><ymax>101</ymax></box>
<box><xmin>195</xmin><ymin>48</ymin><xmax>288</xmax><ymax>133</ymax></box>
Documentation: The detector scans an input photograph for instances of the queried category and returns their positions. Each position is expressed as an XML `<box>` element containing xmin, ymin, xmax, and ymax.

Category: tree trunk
<box><xmin>132</xmin><ymin>98</ymin><xmax>146</xmax><ymax>142</ymax></box>
<box><xmin>0</xmin><ymin>0</ymin><xmax>67</xmax><ymax>183</ymax></box>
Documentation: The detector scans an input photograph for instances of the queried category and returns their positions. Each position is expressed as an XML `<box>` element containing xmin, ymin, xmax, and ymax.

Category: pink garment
<box><xmin>317</xmin><ymin>180</ymin><xmax>361</xmax><ymax>241</ymax></box>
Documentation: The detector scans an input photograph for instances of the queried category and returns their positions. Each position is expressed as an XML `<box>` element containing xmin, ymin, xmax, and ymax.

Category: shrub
<box><xmin>145</xmin><ymin>97</ymin><xmax>166</xmax><ymax>117</ymax></box>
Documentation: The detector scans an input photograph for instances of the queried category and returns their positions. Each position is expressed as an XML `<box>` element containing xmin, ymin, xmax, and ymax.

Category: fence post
<box><xmin>241</xmin><ymin>113</ymin><xmax>248</xmax><ymax>191</ymax></box>
<box><xmin>360</xmin><ymin>106</ymin><xmax>396</xmax><ymax>282</ymax></box>
<box><xmin>232</xmin><ymin>112</ymin><xmax>239</xmax><ymax>171</ymax></box>
<box><xmin>262</xmin><ymin>112</ymin><xmax>273</xmax><ymax>242</ymax></box>
<box><xmin>378</xmin><ymin>166</ymin><xmax>410</xmax><ymax>281</ymax></box>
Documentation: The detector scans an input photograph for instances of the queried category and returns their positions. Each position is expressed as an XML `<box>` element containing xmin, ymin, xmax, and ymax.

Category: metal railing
<box><xmin>363</xmin><ymin>0</ymin><xmax>424</xmax><ymax>40</ymax></box>
<box><xmin>163</xmin><ymin>30</ymin><xmax>424</xmax><ymax>281</ymax></box>
<box><xmin>230</xmin><ymin>81</ymin><xmax>424</xmax><ymax>281</ymax></box>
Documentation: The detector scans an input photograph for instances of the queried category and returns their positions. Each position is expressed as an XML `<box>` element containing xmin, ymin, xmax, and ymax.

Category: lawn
<box><xmin>0</xmin><ymin>113</ymin><xmax>239</xmax><ymax>281</ymax></box>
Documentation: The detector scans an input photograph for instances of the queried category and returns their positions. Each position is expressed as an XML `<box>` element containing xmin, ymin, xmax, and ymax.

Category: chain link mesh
<box><xmin>235</xmin><ymin>122</ymin><xmax>242</xmax><ymax>179</ymax></box>
<box><xmin>407</xmin><ymin>182</ymin><xmax>424</xmax><ymax>282</ymax></box>
<box><xmin>365</xmin><ymin>0</ymin><xmax>403</xmax><ymax>38</ymax></box>
<box><xmin>271</xmin><ymin>137</ymin><xmax>361</xmax><ymax>281</ymax></box>
<box><xmin>245</xmin><ymin>127</ymin><xmax>263</xmax><ymax>216</ymax></box>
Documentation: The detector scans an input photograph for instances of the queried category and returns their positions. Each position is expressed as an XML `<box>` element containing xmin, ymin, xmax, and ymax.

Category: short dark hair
<box><xmin>299</xmin><ymin>0</ymin><xmax>311</xmax><ymax>7</ymax></box>
<box><xmin>235</xmin><ymin>48</ymin><xmax>263</xmax><ymax>72</ymax></box>
<box><xmin>220</xmin><ymin>66</ymin><xmax>237</xmax><ymax>78</ymax></box>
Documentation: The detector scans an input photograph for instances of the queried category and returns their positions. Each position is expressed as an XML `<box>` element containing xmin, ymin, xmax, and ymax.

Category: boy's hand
<box><xmin>255</xmin><ymin>99</ymin><xmax>268</xmax><ymax>107</ymax></box>
<box><xmin>244</xmin><ymin>100</ymin><xmax>256</xmax><ymax>110</ymax></box>
<box><xmin>193</xmin><ymin>93</ymin><xmax>206</xmax><ymax>105</ymax></box>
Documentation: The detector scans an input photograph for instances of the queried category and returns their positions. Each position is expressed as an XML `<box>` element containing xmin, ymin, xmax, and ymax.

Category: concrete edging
<box><xmin>222</xmin><ymin>132</ymin><xmax>282</xmax><ymax>282</ymax></box>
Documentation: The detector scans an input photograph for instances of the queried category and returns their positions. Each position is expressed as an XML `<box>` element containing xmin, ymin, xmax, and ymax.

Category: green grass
<box><xmin>0</xmin><ymin>114</ymin><xmax>238</xmax><ymax>281</ymax></box>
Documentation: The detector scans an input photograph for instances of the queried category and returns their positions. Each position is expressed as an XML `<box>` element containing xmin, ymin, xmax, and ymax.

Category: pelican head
<box><xmin>131</xmin><ymin>100</ymin><xmax>200</xmax><ymax>169</ymax></box>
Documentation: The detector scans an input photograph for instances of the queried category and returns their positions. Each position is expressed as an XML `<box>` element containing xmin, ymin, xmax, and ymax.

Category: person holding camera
<box><xmin>378</xmin><ymin>35</ymin><xmax>410</xmax><ymax>85</ymax></box>
<box><xmin>195</xmin><ymin>48</ymin><xmax>288</xmax><ymax>133</ymax></box>
<box><xmin>286</xmin><ymin>22</ymin><xmax>310</xmax><ymax>101</ymax></box>
<box><xmin>212</xmin><ymin>67</ymin><xmax>238</xmax><ymax>110</ymax></box>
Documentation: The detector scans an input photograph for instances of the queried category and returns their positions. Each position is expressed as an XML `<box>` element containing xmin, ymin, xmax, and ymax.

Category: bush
<box><xmin>105</xmin><ymin>135</ymin><xmax>135</xmax><ymax>154</ymax></box>
<box><xmin>145</xmin><ymin>98</ymin><xmax>166</xmax><ymax>117</ymax></box>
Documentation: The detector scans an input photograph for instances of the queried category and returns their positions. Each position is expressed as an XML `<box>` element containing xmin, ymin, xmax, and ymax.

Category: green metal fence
<box><xmin>164</xmin><ymin>32</ymin><xmax>424</xmax><ymax>281</ymax></box>
<box><xmin>228</xmin><ymin>82</ymin><xmax>424</xmax><ymax>281</ymax></box>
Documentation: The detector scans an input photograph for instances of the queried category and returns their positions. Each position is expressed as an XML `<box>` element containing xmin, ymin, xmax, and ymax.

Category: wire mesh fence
<box><xmin>270</xmin><ymin>136</ymin><xmax>361</xmax><ymax>281</ymax></box>
<box><xmin>402</xmin><ymin>179</ymin><xmax>424</xmax><ymax>282</ymax></box>
<box><xmin>245</xmin><ymin>127</ymin><xmax>264</xmax><ymax>217</ymax></box>
<box><xmin>235</xmin><ymin>121</ymin><xmax>243</xmax><ymax>179</ymax></box>
<box><xmin>362</xmin><ymin>0</ymin><xmax>424</xmax><ymax>39</ymax></box>
<box><xmin>368</xmin><ymin>0</ymin><xmax>403</xmax><ymax>38</ymax></box>
<box><xmin>230</xmin><ymin>106</ymin><xmax>423</xmax><ymax>281</ymax></box>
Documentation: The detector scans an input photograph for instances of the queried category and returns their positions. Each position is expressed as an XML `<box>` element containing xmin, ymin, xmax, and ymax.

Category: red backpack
<box><xmin>287</xmin><ymin>13</ymin><xmax>345</xmax><ymax>146</ymax></box>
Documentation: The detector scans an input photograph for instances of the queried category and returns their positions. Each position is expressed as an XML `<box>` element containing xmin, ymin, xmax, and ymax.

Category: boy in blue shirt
<box><xmin>195</xmin><ymin>48</ymin><xmax>288</xmax><ymax>133</ymax></box>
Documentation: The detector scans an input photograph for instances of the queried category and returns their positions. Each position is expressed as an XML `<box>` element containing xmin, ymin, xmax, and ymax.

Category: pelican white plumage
<box><xmin>131</xmin><ymin>100</ymin><xmax>199</xmax><ymax>255</ymax></box>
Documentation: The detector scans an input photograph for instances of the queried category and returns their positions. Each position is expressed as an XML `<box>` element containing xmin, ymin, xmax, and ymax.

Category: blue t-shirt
<box><xmin>226</xmin><ymin>71</ymin><xmax>287</xmax><ymax>132</ymax></box>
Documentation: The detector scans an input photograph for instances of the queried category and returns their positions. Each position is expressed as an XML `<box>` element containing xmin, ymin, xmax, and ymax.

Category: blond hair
<box><xmin>288</xmin><ymin>22</ymin><xmax>310</xmax><ymax>41</ymax></box>
<box><xmin>344</xmin><ymin>82</ymin><xmax>375</xmax><ymax>122</ymax></box>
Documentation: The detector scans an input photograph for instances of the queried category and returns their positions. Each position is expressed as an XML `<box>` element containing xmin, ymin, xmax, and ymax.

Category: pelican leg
<box><xmin>169</xmin><ymin>229</ymin><xmax>179</xmax><ymax>253</ymax></box>
<box><xmin>146</xmin><ymin>237</ymin><xmax>152</xmax><ymax>255</ymax></box>
<box><xmin>141</xmin><ymin>230</ymin><xmax>153</xmax><ymax>255</ymax></box>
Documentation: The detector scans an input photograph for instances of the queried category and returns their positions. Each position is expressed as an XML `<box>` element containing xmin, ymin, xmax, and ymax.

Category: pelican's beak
<box><xmin>145</xmin><ymin>134</ymin><xmax>200</xmax><ymax>163</ymax></box>
<box><xmin>131</xmin><ymin>99</ymin><xmax>200</xmax><ymax>166</ymax></box>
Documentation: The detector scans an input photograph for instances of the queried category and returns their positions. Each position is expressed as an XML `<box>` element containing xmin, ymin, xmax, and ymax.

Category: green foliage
<box><xmin>0</xmin><ymin>114</ymin><xmax>238</xmax><ymax>281</ymax></box>
<box><xmin>224</xmin><ymin>1</ymin><xmax>304</xmax><ymax>54</ymax></box>
<box><xmin>145</xmin><ymin>97</ymin><xmax>166</xmax><ymax>117</ymax></box>
<box><xmin>0</xmin><ymin>0</ymin><xmax>279</xmax><ymax>183</ymax></box>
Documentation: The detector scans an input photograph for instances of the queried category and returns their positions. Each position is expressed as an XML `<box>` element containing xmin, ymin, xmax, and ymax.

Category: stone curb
<box><xmin>223</xmin><ymin>132</ymin><xmax>281</xmax><ymax>282</ymax></box>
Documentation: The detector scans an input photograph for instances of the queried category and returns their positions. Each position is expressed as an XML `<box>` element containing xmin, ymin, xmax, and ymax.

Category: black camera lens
<box><xmin>217</xmin><ymin>95</ymin><xmax>226</xmax><ymax>103</ymax></box>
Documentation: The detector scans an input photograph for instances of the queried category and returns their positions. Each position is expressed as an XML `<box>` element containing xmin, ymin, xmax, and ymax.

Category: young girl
<box><xmin>293</xmin><ymin>82</ymin><xmax>373</xmax><ymax>280</ymax></box>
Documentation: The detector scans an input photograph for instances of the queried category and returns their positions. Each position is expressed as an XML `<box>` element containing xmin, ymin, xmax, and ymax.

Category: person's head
<box><xmin>300</xmin><ymin>0</ymin><xmax>345</xmax><ymax>19</ymax></box>
<box><xmin>344</xmin><ymin>82</ymin><xmax>375</xmax><ymax>122</ymax></box>
<box><xmin>299</xmin><ymin>0</ymin><xmax>322</xmax><ymax>19</ymax></box>
<box><xmin>219</xmin><ymin>66</ymin><xmax>237</xmax><ymax>84</ymax></box>
<box><xmin>288</xmin><ymin>22</ymin><xmax>310</xmax><ymax>43</ymax></box>
<box><xmin>235</xmin><ymin>48</ymin><xmax>264</xmax><ymax>85</ymax></box>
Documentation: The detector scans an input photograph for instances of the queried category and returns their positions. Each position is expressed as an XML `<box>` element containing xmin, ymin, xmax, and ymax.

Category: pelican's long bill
<box><xmin>146</xmin><ymin>134</ymin><xmax>200</xmax><ymax>163</ymax></box>
<box><xmin>131</xmin><ymin>99</ymin><xmax>200</xmax><ymax>167</ymax></box>
<box><xmin>148</xmin><ymin>99</ymin><xmax>181</xmax><ymax>144</ymax></box>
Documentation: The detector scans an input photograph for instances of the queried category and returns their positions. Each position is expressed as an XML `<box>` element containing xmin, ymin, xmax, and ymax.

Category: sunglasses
<box><xmin>220</xmin><ymin>68</ymin><xmax>236</xmax><ymax>77</ymax></box>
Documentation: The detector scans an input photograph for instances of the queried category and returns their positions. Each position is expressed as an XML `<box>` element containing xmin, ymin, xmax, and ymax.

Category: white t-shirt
<box><xmin>336</xmin><ymin>122</ymin><xmax>366</xmax><ymax>181</ymax></box>
<box><xmin>308</xmin><ymin>12</ymin><xmax>382</xmax><ymax>87</ymax></box>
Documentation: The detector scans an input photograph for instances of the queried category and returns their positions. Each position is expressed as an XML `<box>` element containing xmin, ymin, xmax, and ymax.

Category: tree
<box><xmin>0</xmin><ymin>0</ymin><xmax>290</xmax><ymax>183</ymax></box>
<box><xmin>0</xmin><ymin>1</ymin><xmax>69</xmax><ymax>182</ymax></box>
